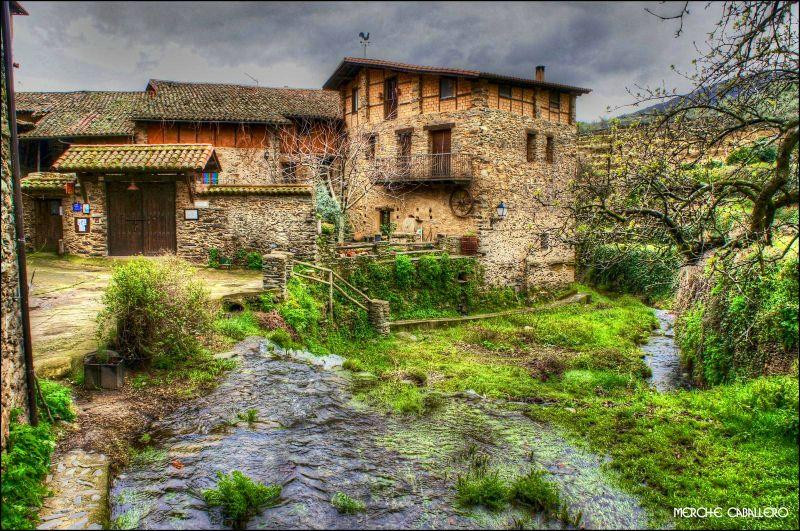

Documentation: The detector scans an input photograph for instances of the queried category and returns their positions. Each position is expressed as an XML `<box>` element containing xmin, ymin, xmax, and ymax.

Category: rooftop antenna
<box><xmin>244</xmin><ymin>72</ymin><xmax>259</xmax><ymax>86</ymax></box>
<box><xmin>358</xmin><ymin>32</ymin><xmax>370</xmax><ymax>57</ymax></box>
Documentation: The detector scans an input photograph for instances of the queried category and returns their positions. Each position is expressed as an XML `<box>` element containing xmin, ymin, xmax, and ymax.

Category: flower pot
<box><xmin>460</xmin><ymin>235</ymin><xmax>478</xmax><ymax>255</ymax></box>
<box><xmin>84</xmin><ymin>350</ymin><xmax>125</xmax><ymax>390</ymax></box>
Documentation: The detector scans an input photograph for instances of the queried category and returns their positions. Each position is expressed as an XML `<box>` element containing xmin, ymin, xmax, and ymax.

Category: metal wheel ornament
<box><xmin>449</xmin><ymin>188</ymin><xmax>474</xmax><ymax>217</ymax></box>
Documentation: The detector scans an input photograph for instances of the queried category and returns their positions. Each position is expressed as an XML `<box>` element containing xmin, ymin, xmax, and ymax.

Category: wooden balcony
<box><xmin>371</xmin><ymin>153</ymin><xmax>472</xmax><ymax>184</ymax></box>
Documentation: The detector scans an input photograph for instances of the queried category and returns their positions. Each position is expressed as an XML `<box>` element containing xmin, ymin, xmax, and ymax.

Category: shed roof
<box><xmin>136</xmin><ymin>80</ymin><xmax>341</xmax><ymax>124</ymax></box>
<box><xmin>195</xmin><ymin>184</ymin><xmax>312</xmax><ymax>196</ymax></box>
<box><xmin>20</xmin><ymin>172</ymin><xmax>77</xmax><ymax>193</ymax></box>
<box><xmin>52</xmin><ymin>144</ymin><xmax>219</xmax><ymax>173</ymax></box>
<box><xmin>322</xmin><ymin>57</ymin><xmax>591</xmax><ymax>94</ymax></box>
<box><xmin>16</xmin><ymin>91</ymin><xmax>145</xmax><ymax>139</ymax></box>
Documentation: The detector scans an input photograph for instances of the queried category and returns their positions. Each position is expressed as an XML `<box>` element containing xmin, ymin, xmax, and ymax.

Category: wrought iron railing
<box><xmin>371</xmin><ymin>153</ymin><xmax>472</xmax><ymax>183</ymax></box>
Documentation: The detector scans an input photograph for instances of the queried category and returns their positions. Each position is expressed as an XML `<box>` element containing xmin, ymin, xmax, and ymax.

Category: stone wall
<box><xmin>1</xmin><ymin>35</ymin><xmax>30</xmax><ymax>449</ymax></box>
<box><xmin>176</xmin><ymin>184</ymin><xmax>317</xmax><ymax>263</ymax></box>
<box><xmin>61</xmin><ymin>179</ymin><xmax>107</xmax><ymax>256</ymax></box>
<box><xmin>346</xmin><ymin>99</ymin><xmax>577</xmax><ymax>290</ymax></box>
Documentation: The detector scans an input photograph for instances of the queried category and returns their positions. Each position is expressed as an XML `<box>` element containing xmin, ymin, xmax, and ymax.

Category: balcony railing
<box><xmin>371</xmin><ymin>153</ymin><xmax>472</xmax><ymax>184</ymax></box>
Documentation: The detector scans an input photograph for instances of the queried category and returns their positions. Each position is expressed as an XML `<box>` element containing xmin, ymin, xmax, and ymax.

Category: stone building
<box><xmin>2</xmin><ymin>0</ymin><xmax>32</xmax><ymax>450</ymax></box>
<box><xmin>323</xmin><ymin>58</ymin><xmax>590</xmax><ymax>288</ymax></box>
<box><xmin>17</xmin><ymin>56</ymin><xmax>590</xmax><ymax>289</ymax></box>
<box><xmin>17</xmin><ymin>81</ymin><xmax>340</xmax><ymax>262</ymax></box>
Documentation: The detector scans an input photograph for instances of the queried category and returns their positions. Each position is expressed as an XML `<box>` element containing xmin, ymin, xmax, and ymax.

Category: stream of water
<box><xmin>110</xmin><ymin>338</ymin><xmax>649</xmax><ymax>530</ymax></box>
<box><xmin>643</xmin><ymin>309</ymin><xmax>691</xmax><ymax>392</ymax></box>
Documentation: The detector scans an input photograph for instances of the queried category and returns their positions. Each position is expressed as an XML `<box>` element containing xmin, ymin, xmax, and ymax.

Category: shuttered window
<box><xmin>440</xmin><ymin>77</ymin><xmax>456</xmax><ymax>100</ymax></box>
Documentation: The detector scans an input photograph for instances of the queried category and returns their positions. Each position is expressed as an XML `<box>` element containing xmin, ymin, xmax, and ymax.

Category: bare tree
<box><xmin>284</xmin><ymin>118</ymin><xmax>410</xmax><ymax>242</ymax></box>
<box><xmin>567</xmin><ymin>1</ymin><xmax>798</xmax><ymax>267</ymax></box>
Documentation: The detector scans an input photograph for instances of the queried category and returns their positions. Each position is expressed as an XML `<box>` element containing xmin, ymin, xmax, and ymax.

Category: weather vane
<box><xmin>358</xmin><ymin>32</ymin><xmax>370</xmax><ymax>57</ymax></box>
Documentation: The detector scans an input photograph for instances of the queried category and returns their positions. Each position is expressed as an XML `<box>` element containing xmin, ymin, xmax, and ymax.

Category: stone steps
<box><xmin>37</xmin><ymin>450</ymin><xmax>109</xmax><ymax>530</ymax></box>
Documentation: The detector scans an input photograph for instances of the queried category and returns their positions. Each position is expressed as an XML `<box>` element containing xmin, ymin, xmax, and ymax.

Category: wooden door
<box><xmin>141</xmin><ymin>182</ymin><xmax>175</xmax><ymax>255</ymax></box>
<box><xmin>431</xmin><ymin>129</ymin><xmax>451</xmax><ymax>177</ymax></box>
<box><xmin>107</xmin><ymin>180</ymin><xmax>175</xmax><ymax>256</ymax></box>
<box><xmin>397</xmin><ymin>132</ymin><xmax>412</xmax><ymax>177</ymax></box>
<box><xmin>384</xmin><ymin>77</ymin><xmax>398</xmax><ymax>119</ymax></box>
<box><xmin>33</xmin><ymin>199</ymin><xmax>62</xmax><ymax>252</ymax></box>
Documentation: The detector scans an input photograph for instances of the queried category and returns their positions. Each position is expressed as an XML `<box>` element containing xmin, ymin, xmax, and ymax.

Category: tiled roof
<box><xmin>195</xmin><ymin>184</ymin><xmax>312</xmax><ymax>196</ymax></box>
<box><xmin>52</xmin><ymin>144</ymin><xmax>218</xmax><ymax>173</ymax></box>
<box><xmin>16</xmin><ymin>91</ymin><xmax>145</xmax><ymax>139</ymax></box>
<box><xmin>136</xmin><ymin>80</ymin><xmax>341</xmax><ymax>123</ymax></box>
<box><xmin>323</xmin><ymin>57</ymin><xmax>591</xmax><ymax>94</ymax></box>
<box><xmin>21</xmin><ymin>172</ymin><xmax>77</xmax><ymax>192</ymax></box>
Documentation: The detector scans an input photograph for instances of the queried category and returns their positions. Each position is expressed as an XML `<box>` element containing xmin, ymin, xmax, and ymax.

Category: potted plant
<box><xmin>84</xmin><ymin>345</ymin><xmax>125</xmax><ymax>390</ymax></box>
<box><xmin>460</xmin><ymin>231</ymin><xmax>478</xmax><ymax>255</ymax></box>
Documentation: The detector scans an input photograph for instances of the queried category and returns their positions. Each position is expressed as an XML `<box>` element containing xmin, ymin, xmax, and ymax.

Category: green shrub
<box><xmin>0</xmin><ymin>410</ymin><xmax>56</xmax><ymax>530</ymax></box>
<box><xmin>579</xmin><ymin>244</ymin><xmax>680</xmax><ymax>302</ymax></box>
<box><xmin>677</xmin><ymin>254</ymin><xmax>798</xmax><ymax>385</ymax></box>
<box><xmin>258</xmin><ymin>293</ymin><xmax>276</xmax><ymax>312</ymax></box>
<box><xmin>330</xmin><ymin>492</ymin><xmax>366</xmax><ymax>514</ymax></box>
<box><xmin>203</xmin><ymin>471</ymin><xmax>281</xmax><ymax>529</ymax></box>
<box><xmin>214</xmin><ymin>311</ymin><xmax>261</xmax><ymax>341</ymax></box>
<box><xmin>208</xmin><ymin>248</ymin><xmax>221</xmax><ymax>268</ymax></box>
<box><xmin>268</xmin><ymin>328</ymin><xmax>293</xmax><ymax>348</ymax></box>
<box><xmin>454</xmin><ymin>469</ymin><xmax>509</xmax><ymax>511</ymax></box>
<box><xmin>726</xmin><ymin>139</ymin><xmax>778</xmax><ymax>165</ymax></box>
<box><xmin>279</xmin><ymin>278</ymin><xmax>322</xmax><ymax>335</ymax></box>
<box><xmin>37</xmin><ymin>379</ymin><xmax>75</xmax><ymax>422</ymax></box>
<box><xmin>245</xmin><ymin>252</ymin><xmax>263</xmax><ymax>270</ymax></box>
<box><xmin>97</xmin><ymin>257</ymin><xmax>215</xmax><ymax>365</ymax></box>
<box><xmin>394</xmin><ymin>255</ymin><xmax>414</xmax><ymax>290</ymax></box>
<box><xmin>509</xmin><ymin>470</ymin><xmax>561</xmax><ymax>514</ymax></box>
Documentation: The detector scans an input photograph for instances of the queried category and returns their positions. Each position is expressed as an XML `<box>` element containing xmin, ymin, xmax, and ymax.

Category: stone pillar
<box><xmin>368</xmin><ymin>299</ymin><xmax>390</xmax><ymax>335</ymax></box>
<box><xmin>262</xmin><ymin>251</ymin><xmax>294</xmax><ymax>299</ymax></box>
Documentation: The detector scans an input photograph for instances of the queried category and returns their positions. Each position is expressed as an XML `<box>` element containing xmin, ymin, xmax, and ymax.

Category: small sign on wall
<box><xmin>72</xmin><ymin>202</ymin><xmax>82</xmax><ymax>212</ymax></box>
<box><xmin>75</xmin><ymin>217</ymin><xmax>90</xmax><ymax>233</ymax></box>
<box><xmin>184</xmin><ymin>209</ymin><xmax>199</xmax><ymax>220</ymax></box>
<box><xmin>193</xmin><ymin>200</ymin><xmax>209</xmax><ymax>209</ymax></box>
<box><xmin>82</xmin><ymin>204</ymin><xmax>91</xmax><ymax>214</ymax></box>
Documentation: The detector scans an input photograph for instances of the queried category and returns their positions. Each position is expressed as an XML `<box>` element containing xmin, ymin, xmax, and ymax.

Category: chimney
<box><xmin>535</xmin><ymin>65</ymin><xmax>545</xmax><ymax>81</ymax></box>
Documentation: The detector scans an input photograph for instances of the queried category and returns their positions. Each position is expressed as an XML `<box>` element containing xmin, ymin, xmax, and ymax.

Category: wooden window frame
<box><xmin>384</xmin><ymin>76</ymin><xmax>398</xmax><ymax>120</ymax></box>
<box><xmin>498</xmin><ymin>84</ymin><xmax>512</xmax><ymax>98</ymax></box>
<box><xmin>439</xmin><ymin>77</ymin><xmax>456</xmax><ymax>100</ymax></box>
<box><xmin>545</xmin><ymin>136</ymin><xmax>555</xmax><ymax>164</ymax></box>
<box><xmin>526</xmin><ymin>132</ymin><xmax>537</xmax><ymax>162</ymax></box>
<box><xmin>281</xmin><ymin>161</ymin><xmax>298</xmax><ymax>183</ymax></box>
<box><xmin>549</xmin><ymin>91</ymin><xmax>560</xmax><ymax>111</ymax></box>
<box><xmin>351</xmin><ymin>86</ymin><xmax>358</xmax><ymax>114</ymax></box>
<box><xmin>367</xmin><ymin>134</ymin><xmax>377</xmax><ymax>160</ymax></box>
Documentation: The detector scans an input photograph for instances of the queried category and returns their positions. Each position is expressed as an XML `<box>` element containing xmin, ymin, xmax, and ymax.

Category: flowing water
<box><xmin>643</xmin><ymin>309</ymin><xmax>690</xmax><ymax>392</ymax></box>
<box><xmin>110</xmin><ymin>338</ymin><xmax>647</xmax><ymax>529</ymax></box>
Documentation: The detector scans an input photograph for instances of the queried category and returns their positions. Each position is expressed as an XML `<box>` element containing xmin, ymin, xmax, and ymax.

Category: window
<box><xmin>546</xmin><ymin>136</ymin><xmax>554</xmax><ymax>163</ymax></box>
<box><xmin>499</xmin><ymin>84</ymin><xmax>512</xmax><ymax>98</ymax></box>
<box><xmin>397</xmin><ymin>131</ymin><xmax>412</xmax><ymax>175</ymax></box>
<box><xmin>351</xmin><ymin>87</ymin><xmax>358</xmax><ymax>113</ymax></box>
<box><xmin>384</xmin><ymin>77</ymin><xmax>398</xmax><ymax>119</ymax></box>
<box><xmin>549</xmin><ymin>91</ymin><xmax>560</xmax><ymax>111</ymax></box>
<box><xmin>379</xmin><ymin>209</ymin><xmax>392</xmax><ymax>227</ymax></box>
<box><xmin>440</xmin><ymin>77</ymin><xmax>456</xmax><ymax>100</ymax></box>
<box><xmin>281</xmin><ymin>162</ymin><xmax>297</xmax><ymax>183</ymax></box>
<box><xmin>367</xmin><ymin>135</ymin><xmax>377</xmax><ymax>160</ymax></box>
<box><xmin>526</xmin><ymin>133</ymin><xmax>537</xmax><ymax>162</ymax></box>
<box><xmin>540</xmin><ymin>232</ymin><xmax>550</xmax><ymax>250</ymax></box>
<box><xmin>201</xmin><ymin>172</ymin><xmax>219</xmax><ymax>185</ymax></box>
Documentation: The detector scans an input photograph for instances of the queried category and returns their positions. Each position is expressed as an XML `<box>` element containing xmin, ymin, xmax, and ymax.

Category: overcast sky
<box><xmin>11</xmin><ymin>1</ymin><xmax>724</xmax><ymax>121</ymax></box>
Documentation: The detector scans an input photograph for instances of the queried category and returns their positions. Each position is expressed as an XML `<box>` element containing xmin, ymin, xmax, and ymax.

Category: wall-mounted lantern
<box><xmin>126</xmin><ymin>181</ymin><xmax>139</xmax><ymax>192</ymax></box>
<box><xmin>496</xmin><ymin>201</ymin><xmax>508</xmax><ymax>220</ymax></box>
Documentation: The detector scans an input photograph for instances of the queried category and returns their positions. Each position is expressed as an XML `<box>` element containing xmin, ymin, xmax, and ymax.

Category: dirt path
<box><xmin>27</xmin><ymin>253</ymin><xmax>262</xmax><ymax>378</ymax></box>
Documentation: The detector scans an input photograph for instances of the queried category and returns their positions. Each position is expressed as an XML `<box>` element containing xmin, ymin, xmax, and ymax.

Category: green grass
<box><xmin>454</xmin><ymin>468</ymin><xmax>509</xmax><ymax>512</ymax></box>
<box><xmin>128</xmin><ymin>348</ymin><xmax>235</xmax><ymax>397</ymax></box>
<box><xmin>291</xmin><ymin>284</ymin><xmax>797</xmax><ymax>529</ymax></box>
<box><xmin>330</xmin><ymin>492</ymin><xmax>366</xmax><ymax>514</ymax></box>
<box><xmin>509</xmin><ymin>469</ymin><xmax>561</xmax><ymax>513</ymax></box>
<box><xmin>203</xmin><ymin>471</ymin><xmax>281</xmax><ymax>529</ymax></box>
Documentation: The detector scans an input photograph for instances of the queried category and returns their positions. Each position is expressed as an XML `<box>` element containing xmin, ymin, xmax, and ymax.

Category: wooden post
<box><xmin>328</xmin><ymin>270</ymin><xmax>334</xmax><ymax>319</ymax></box>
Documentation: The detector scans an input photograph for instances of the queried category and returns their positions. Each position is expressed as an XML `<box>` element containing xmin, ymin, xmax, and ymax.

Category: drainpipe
<box><xmin>2</xmin><ymin>0</ymin><xmax>38</xmax><ymax>426</ymax></box>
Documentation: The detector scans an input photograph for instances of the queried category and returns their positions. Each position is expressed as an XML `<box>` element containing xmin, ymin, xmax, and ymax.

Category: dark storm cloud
<box><xmin>11</xmin><ymin>1</ymin><xmax>723</xmax><ymax>120</ymax></box>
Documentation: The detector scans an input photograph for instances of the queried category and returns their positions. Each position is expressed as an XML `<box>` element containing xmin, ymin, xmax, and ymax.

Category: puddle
<box><xmin>111</xmin><ymin>338</ymin><xmax>647</xmax><ymax>529</ymax></box>
<box><xmin>643</xmin><ymin>310</ymin><xmax>690</xmax><ymax>392</ymax></box>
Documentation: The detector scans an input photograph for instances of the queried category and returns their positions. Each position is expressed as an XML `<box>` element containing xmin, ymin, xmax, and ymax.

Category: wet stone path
<box><xmin>37</xmin><ymin>450</ymin><xmax>109</xmax><ymax>530</ymax></box>
<box><xmin>110</xmin><ymin>338</ymin><xmax>647</xmax><ymax>529</ymax></box>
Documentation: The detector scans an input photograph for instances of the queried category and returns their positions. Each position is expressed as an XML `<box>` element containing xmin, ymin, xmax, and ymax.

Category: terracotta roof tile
<box><xmin>195</xmin><ymin>184</ymin><xmax>312</xmax><ymax>196</ymax></box>
<box><xmin>323</xmin><ymin>57</ymin><xmax>591</xmax><ymax>94</ymax></box>
<box><xmin>52</xmin><ymin>144</ymin><xmax>218</xmax><ymax>173</ymax></box>
<box><xmin>16</xmin><ymin>91</ymin><xmax>146</xmax><ymax>138</ymax></box>
<box><xmin>137</xmin><ymin>80</ymin><xmax>341</xmax><ymax>123</ymax></box>
<box><xmin>20</xmin><ymin>172</ymin><xmax>77</xmax><ymax>193</ymax></box>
